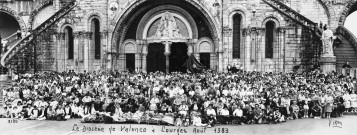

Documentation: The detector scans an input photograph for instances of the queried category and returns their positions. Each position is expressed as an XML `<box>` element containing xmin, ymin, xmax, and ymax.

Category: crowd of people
<box><xmin>1</xmin><ymin>69</ymin><xmax>356</xmax><ymax>127</ymax></box>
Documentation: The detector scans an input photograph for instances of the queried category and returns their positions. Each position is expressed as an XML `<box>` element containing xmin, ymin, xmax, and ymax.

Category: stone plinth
<box><xmin>320</xmin><ymin>55</ymin><xmax>336</xmax><ymax>74</ymax></box>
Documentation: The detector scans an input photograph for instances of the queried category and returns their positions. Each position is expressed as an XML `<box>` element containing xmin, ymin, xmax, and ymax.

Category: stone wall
<box><xmin>1</xmin><ymin>0</ymin><xmax>356</xmax><ymax>72</ymax></box>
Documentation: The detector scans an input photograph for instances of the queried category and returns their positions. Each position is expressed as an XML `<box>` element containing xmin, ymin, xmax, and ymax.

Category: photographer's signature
<box><xmin>329</xmin><ymin>119</ymin><xmax>342</xmax><ymax>128</ymax></box>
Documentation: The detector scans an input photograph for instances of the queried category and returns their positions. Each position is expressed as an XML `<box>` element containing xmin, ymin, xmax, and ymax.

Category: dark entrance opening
<box><xmin>0</xmin><ymin>12</ymin><xmax>20</xmax><ymax>38</ymax></box>
<box><xmin>147</xmin><ymin>43</ymin><xmax>165</xmax><ymax>73</ymax></box>
<box><xmin>126</xmin><ymin>53</ymin><xmax>135</xmax><ymax>73</ymax></box>
<box><xmin>200</xmin><ymin>53</ymin><xmax>210</xmax><ymax>69</ymax></box>
<box><xmin>170</xmin><ymin>43</ymin><xmax>188</xmax><ymax>73</ymax></box>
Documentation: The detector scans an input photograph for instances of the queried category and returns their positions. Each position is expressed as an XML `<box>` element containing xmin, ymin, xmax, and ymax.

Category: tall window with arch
<box><xmin>64</xmin><ymin>26</ymin><xmax>74</xmax><ymax>60</ymax></box>
<box><xmin>91</xmin><ymin>18</ymin><xmax>101</xmax><ymax>59</ymax></box>
<box><xmin>265</xmin><ymin>21</ymin><xmax>275</xmax><ymax>58</ymax></box>
<box><xmin>232</xmin><ymin>14</ymin><xmax>242</xmax><ymax>59</ymax></box>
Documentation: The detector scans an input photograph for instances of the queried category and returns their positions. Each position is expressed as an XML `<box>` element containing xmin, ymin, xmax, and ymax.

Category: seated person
<box><xmin>55</xmin><ymin>105</ymin><xmax>66</xmax><ymax>121</ymax></box>
<box><xmin>206</xmin><ymin>104</ymin><xmax>217</xmax><ymax>117</ymax></box>
<box><xmin>29</xmin><ymin>106</ymin><xmax>40</xmax><ymax>120</ymax></box>
<box><xmin>273</xmin><ymin>108</ymin><xmax>284</xmax><ymax>123</ymax></box>
<box><xmin>64</xmin><ymin>104</ymin><xmax>72</xmax><ymax>120</ymax></box>
<box><xmin>220</xmin><ymin>106</ymin><xmax>230</xmax><ymax>124</ymax></box>
<box><xmin>160</xmin><ymin>102</ymin><xmax>169</xmax><ymax>114</ymax></box>
<box><xmin>246</xmin><ymin>110</ymin><xmax>255</xmax><ymax>124</ymax></box>
<box><xmin>192</xmin><ymin>113</ymin><xmax>207</xmax><ymax>127</ymax></box>
<box><xmin>207</xmin><ymin>114</ymin><xmax>216</xmax><ymax>128</ymax></box>
<box><xmin>264</xmin><ymin>105</ymin><xmax>274</xmax><ymax>124</ymax></box>
<box><xmin>46</xmin><ymin>106</ymin><xmax>56</xmax><ymax>120</ymax></box>
<box><xmin>253</xmin><ymin>104</ymin><xmax>263</xmax><ymax>124</ymax></box>
<box><xmin>178</xmin><ymin>102</ymin><xmax>189</xmax><ymax>117</ymax></box>
<box><xmin>10</xmin><ymin>106</ymin><xmax>20</xmax><ymax>119</ymax></box>
<box><xmin>233</xmin><ymin>106</ymin><xmax>245</xmax><ymax>125</ymax></box>
<box><xmin>0</xmin><ymin>107</ymin><xmax>10</xmax><ymax>118</ymax></box>
<box><xmin>38</xmin><ymin>106</ymin><xmax>46</xmax><ymax>120</ymax></box>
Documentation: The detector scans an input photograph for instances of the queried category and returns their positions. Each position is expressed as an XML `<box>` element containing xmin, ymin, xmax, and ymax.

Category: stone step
<box><xmin>335</xmin><ymin>35</ymin><xmax>357</xmax><ymax>68</ymax></box>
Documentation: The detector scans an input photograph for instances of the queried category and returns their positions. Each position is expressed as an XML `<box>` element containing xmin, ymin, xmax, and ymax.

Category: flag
<box><xmin>182</xmin><ymin>54</ymin><xmax>206</xmax><ymax>73</ymax></box>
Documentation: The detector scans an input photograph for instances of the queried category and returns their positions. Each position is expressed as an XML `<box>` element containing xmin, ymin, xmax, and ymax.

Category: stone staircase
<box><xmin>262</xmin><ymin>0</ymin><xmax>323</xmax><ymax>70</ymax></box>
<box><xmin>335</xmin><ymin>26</ymin><xmax>357</xmax><ymax>69</ymax></box>
<box><xmin>0</xmin><ymin>1</ymin><xmax>77</xmax><ymax>68</ymax></box>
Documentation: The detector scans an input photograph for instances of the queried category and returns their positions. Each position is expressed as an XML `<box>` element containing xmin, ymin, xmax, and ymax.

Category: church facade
<box><xmin>0</xmin><ymin>0</ymin><xmax>356</xmax><ymax>73</ymax></box>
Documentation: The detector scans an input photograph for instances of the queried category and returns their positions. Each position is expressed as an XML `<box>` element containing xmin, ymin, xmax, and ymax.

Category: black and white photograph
<box><xmin>0</xmin><ymin>0</ymin><xmax>357</xmax><ymax>135</ymax></box>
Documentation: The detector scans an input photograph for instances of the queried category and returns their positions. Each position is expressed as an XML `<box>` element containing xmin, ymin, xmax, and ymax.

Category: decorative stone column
<box><xmin>142</xmin><ymin>44</ymin><xmax>148</xmax><ymax>73</ymax></box>
<box><xmin>118</xmin><ymin>53</ymin><xmax>125</xmax><ymax>71</ymax></box>
<box><xmin>243</xmin><ymin>28</ymin><xmax>251</xmax><ymax>71</ymax></box>
<box><xmin>83</xmin><ymin>32</ymin><xmax>92</xmax><ymax>72</ymax></box>
<box><xmin>163</xmin><ymin>41</ymin><xmax>172</xmax><ymax>73</ymax></box>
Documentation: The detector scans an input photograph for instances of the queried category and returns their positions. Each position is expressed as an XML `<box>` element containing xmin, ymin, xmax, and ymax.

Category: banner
<box><xmin>182</xmin><ymin>54</ymin><xmax>206</xmax><ymax>73</ymax></box>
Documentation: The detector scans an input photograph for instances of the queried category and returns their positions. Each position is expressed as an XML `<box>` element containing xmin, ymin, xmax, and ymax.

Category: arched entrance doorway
<box><xmin>170</xmin><ymin>43</ymin><xmax>188</xmax><ymax>73</ymax></box>
<box><xmin>112</xmin><ymin>0</ymin><xmax>220</xmax><ymax>73</ymax></box>
<box><xmin>0</xmin><ymin>12</ymin><xmax>20</xmax><ymax>38</ymax></box>
<box><xmin>147</xmin><ymin>43</ymin><xmax>165</xmax><ymax>73</ymax></box>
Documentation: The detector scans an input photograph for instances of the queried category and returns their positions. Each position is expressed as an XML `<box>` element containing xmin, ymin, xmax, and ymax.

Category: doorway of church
<box><xmin>147</xmin><ymin>43</ymin><xmax>166</xmax><ymax>73</ymax></box>
<box><xmin>125</xmin><ymin>53</ymin><xmax>135</xmax><ymax>73</ymax></box>
<box><xmin>200</xmin><ymin>53</ymin><xmax>210</xmax><ymax>69</ymax></box>
<box><xmin>170</xmin><ymin>43</ymin><xmax>189</xmax><ymax>73</ymax></box>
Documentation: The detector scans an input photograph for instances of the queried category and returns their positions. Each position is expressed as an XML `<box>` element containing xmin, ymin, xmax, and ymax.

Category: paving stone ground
<box><xmin>0</xmin><ymin>116</ymin><xmax>356</xmax><ymax>135</ymax></box>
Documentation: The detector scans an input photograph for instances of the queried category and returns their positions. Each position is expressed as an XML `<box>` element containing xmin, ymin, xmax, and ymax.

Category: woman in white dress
<box><xmin>343</xmin><ymin>91</ymin><xmax>351</xmax><ymax>112</ymax></box>
<box><xmin>350</xmin><ymin>91</ymin><xmax>357</xmax><ymax>112</ymax></box>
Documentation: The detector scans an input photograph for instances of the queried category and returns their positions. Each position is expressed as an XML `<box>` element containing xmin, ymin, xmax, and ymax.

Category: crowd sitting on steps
<box><xmin>0</xmin><ymin>69</ymin><xmax>356</xmax><ymax>127</ymax></box>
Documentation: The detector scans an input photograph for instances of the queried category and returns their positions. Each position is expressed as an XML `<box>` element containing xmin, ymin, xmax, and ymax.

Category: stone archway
<box><xmin>0</xmin><ymin>6</ymin><xmax>27</xmax><ymax>33</ymax></box>
<box><xmin>28</xmin><ymin>0</ymin><xmax>53</xmax><ymax>30</ymax></box>
<box><xmin>111</xmin><ymin>0</ymin><xmax>220</xmax><ymax>55</ymax></box>
<box><xmin>111</xmin><ymin>0</ymin><xmax>220</xmax><ymax>71</ymax></box>
<box><xmin>338</xmin><ymin>0</ymin><xmax>357</xmax><ymax>26</ymax></box>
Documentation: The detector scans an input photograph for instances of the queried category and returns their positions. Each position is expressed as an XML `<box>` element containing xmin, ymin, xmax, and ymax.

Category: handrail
<box><xmin>262</xmin><ymin>0</ymin><xmax>322</xmax><ymax>37</ymax></box>
<box><xmin>336</xmin><ymin>26</ymin><xmax>357</xmax><ymax>53</ymax></box>
<box><xmin>0</xmin><ymin>1</ymin><xmax>77</xmax><ymax>67</ymax></box>
<box><xmin>2</xmin><ymin>33</ymin><xmax>17</xmax><ymax>41</ymax></box>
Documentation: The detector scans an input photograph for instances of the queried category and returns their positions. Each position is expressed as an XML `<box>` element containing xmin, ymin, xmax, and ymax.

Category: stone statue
<box><xmin>321</xmin><ymin>25</ymin><xmax>335</xmax><ymax>56</ymax></box>
<box><xmin>150</xmin><ymin>11</ymin><xmax>182</xmax><ymax>39</ymax></box>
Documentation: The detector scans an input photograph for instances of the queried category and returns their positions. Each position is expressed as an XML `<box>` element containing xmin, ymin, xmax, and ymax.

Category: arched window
<box><xmin>91</xmin><ymin>18</ymin><xmax>100</xmax><ymax>59</ymax></box>
<box><xmin>265</xmin><ymin>21</ymin><xmax>275</xmax><ymax>58</ymax></box>
<box><xmin>64</xmin><ymin>26</ymin><xmax>74</xmax><ymax>59</ymax></box>
<box><xmin>232</xmin><ymin>14</ymin><xmax>242</xmax><ymax>59</ymax></box>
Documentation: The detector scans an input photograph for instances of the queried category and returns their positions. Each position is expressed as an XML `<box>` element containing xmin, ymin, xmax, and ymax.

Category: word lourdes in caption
<box><xmin>72</xmin><ymin>124</ymin><xmax>229</xmax><ymax>134</ymax></box>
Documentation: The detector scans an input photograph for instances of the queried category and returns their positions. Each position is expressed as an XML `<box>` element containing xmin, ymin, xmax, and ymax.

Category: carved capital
<box><xmin>55</xmin><ymin>32</ymin><xmax>65</xmax><ymax>40</ymax></box>
<box><xmin>223</xmin><ymin>26</ymin><xmax>233</xmax><ymax>37</ymax></box>
<box><xmin>73</xmin><ymin>32</ymin><xmax>82</xmax><ymax>39</ymax></box>
<box><xmin>242</xmin><ymin>28</ymin><xmax>251</xmax><ymax>37</ymax></box>
<box><xmin>83</xmin><ymin>32</ymin><xmax>93</xmax><ymax>39</ymax></box>
<box><xmin>100</xmin><ymin>31</ymin><xmax>108</xmax><ymax>38</ymax></box>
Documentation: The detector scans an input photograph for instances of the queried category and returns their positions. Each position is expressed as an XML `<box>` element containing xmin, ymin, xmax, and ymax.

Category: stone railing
<box><xmin>336</xmin><ymin>26</ymin><xmax>357</xmax><ymax>53</ymax></box>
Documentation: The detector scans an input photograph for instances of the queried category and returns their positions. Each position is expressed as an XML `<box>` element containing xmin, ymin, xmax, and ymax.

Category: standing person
<box><xmin>350</xmin><ymin>91</ymin><xmax>357</xmax><ymax>112</ymax></box>
<box><xmin>1</xmin><ymin>39</ymin><xmax>8</xmax><ymax>53</ymax></box>
<box><xmin>17</xmin><ymin>29</ymin><xmax>22</xmax><ymax>39</ymax></box>
<box><xmin>343</xmin><ymin>91</ymin><xmax>351</xmax><ymax>112</ymax></box>
<box><xmin>324</xmin><ymin>91</ymin><xmax>334</xmax><ymax>118</ymax></box>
